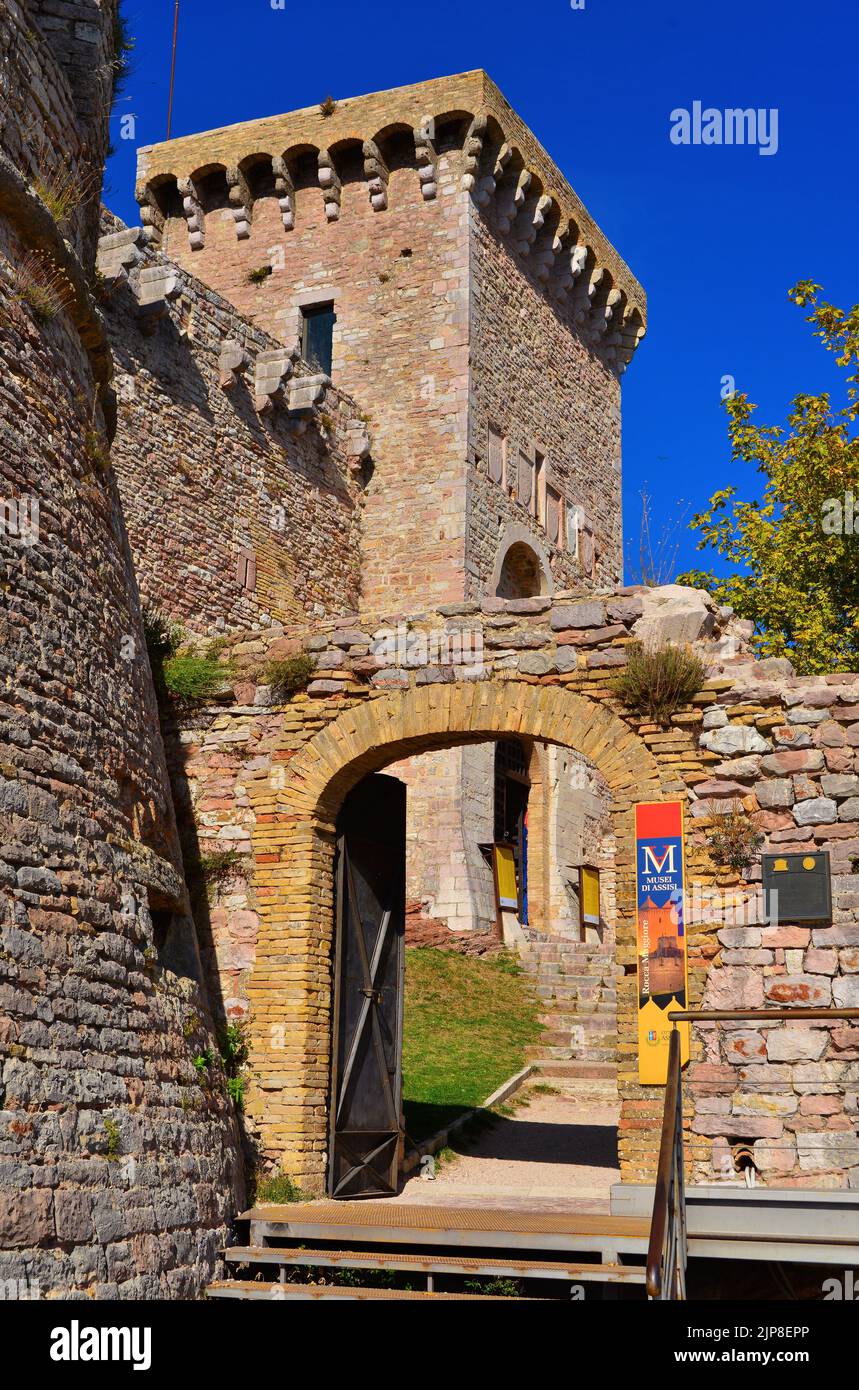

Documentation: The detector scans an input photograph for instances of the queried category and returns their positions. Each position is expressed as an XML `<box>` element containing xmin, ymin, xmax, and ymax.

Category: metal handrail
<box><xmin>646</xmin><ymin>1028</ymin><xmax>685</xmax><ymax>1299</ymax></box>
<box><xmin>645</xmin><ymin>1007</ymin><xmax>859</xmax><ymax>1301</ymax></box>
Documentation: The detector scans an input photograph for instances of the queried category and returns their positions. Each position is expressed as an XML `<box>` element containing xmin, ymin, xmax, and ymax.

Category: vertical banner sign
<box><xmin>635</xmin><ymin>801</ymin><xmax>690</xmax><ymax>1084</ymax></box>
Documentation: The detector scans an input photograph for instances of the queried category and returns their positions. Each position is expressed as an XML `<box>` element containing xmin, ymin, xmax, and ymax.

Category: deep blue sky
<box><xmin>105</xmin><ymin>0</ymin><xmax>857</xmax><ymax>583</ymax></box>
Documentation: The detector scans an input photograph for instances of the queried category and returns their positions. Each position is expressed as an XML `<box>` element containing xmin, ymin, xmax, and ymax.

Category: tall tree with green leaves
<box><xmin>679</xmin><ymin>283</ymin><xmax>859</xmax><ymax>674</ymax></box>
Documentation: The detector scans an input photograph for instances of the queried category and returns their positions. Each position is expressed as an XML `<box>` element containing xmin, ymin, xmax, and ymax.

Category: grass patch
<box><xmin>161</xmin><ymin>652</ymin><xmax>229</xmax><ymax>702</ymax></box>
<box><xmin>705</xmin><ymin>798</ymin><xmax>765</xmax><ymax>873</ymax></box>
<box><xmin>254</xmin><ymin>1174</ymin><xmax>308</xmax><ymax>1204</ymax></box>
<box><xmin>198</xmin><ymin>848</ymin><xmax>245</xmax><ymax>891</ymax></box>
<box><xmin>402</xmin><ymin>947</ymin><xmax>541</xmax><ymax>1146</ymax></box>
<box><xmin>142</xmin><ymin>609</ymin><xmax>233</xmax><ymax>703</ymax></box>
<box><xmin>10</xmin><ymin>250</ymin><xmax>73</xmax><ymax>323</ymax></box>
<box><xmin>263</xmin><ymin>653</ymin><xmax>315</xmax><ymax>699</ymax></box>
<box><xmin>613</xmin><ymin>639</ymin><xmax>705</xmax><ymax>725</ymax></box>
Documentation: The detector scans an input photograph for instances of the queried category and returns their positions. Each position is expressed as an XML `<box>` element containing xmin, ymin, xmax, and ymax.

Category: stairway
<box><xmin>521</xmin><ymin>935</ymin><xmax>621</xmax><ymax>1090</ymax></box>
<box><xmin>208</xmin><ymin>1201</ymin><xmax>649</xmax><ymax>1300</ymax></box>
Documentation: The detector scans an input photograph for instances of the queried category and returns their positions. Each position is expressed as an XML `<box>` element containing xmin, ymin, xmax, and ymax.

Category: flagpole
<box><xmin>166</xmin><ymin>0</ymin><xmax>180</xmax><ymax>141</ymax></box>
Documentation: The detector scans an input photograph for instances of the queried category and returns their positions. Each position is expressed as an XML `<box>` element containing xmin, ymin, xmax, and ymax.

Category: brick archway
<box><xmin>246</xmin><ymin>679</ymin><xmax>671</xmax><ymax>1187</ymax></box>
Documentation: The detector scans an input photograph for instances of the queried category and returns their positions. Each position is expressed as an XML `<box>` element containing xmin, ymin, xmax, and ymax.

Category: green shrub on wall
<box><xmin>613</xmin><ymin>640</ymin><xmax>705</xmax><ymax>725</ymax></box>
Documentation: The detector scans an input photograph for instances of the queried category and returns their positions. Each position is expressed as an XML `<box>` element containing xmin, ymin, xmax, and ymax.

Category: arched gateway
<box><xmin>245</xmin><ymin>680</ymin><xmax>673</xmax><ymax>1191</ymax></box>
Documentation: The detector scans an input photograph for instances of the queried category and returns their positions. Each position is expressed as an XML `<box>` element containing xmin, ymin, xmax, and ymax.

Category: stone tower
<box><xmin>135</xmin><ymin>71</ymin><xmax>646</xmax><ymax>614</ymax></box>
<box><xmin>0</xmin><ymin>1</ymin><xmax>241</xmax><ymax>1297</ymax></box>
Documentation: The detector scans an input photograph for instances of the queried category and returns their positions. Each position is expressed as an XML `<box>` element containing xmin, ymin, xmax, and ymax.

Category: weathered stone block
<box><xmin>834</xmin><ymin>976</ymin><xmax>859</xmax><ymax>1008</ymax></box>
<box><xmin>765</xmin><ymin>1028</ymin><xmax>829</xmax><ymax>1062</ymax></box>
<box><xmin>756</xmin><ymin>778</ymin><xmax>795</xmax><ymax>809</ymax></box>
<box><xmin>700</xmin><ymin>725</ymin><xmax>769</xmax><ymax>756</ymax></box>
<box><xmin>764</xmin><ymin>974</ymin><xmax>832</xmax><ymax>1007</ymax></box>
<box><xmin>550</xmin><ymin>601</ymin><xmax>604</xmax><ymax>630</ymax></box>
<box><xmin>0</xmin><ymin>1189</ymin><xmax>53</xmax><ymax>1246</ymax></box>
<box><xmin>761</xmin><ymin>750</ymin><xmax>824</xmax><ymax>775</ymax></box>
<box><xmin>797</xmin><ymin>1132</ymin><xmax>859</xmax><ymax>1171</ymax></box>
<box><xmin>793</xmin><ymin>797</ymin><xmax>837</xmax><ymax>826</ymax></box>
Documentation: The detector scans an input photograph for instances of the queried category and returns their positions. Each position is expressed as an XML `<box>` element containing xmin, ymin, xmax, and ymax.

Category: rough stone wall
<box><xmin>99</xmin><ymin>220</ymin><xmax>365</xmax><ymax>634</ymax></box>
<box><xmin>162</xmin><ymin>587</ymin><xmax>859</xmax><ymax>1191</ymax></box>
<box><xmin>0</xmin><ymin>3</ymin><xmax>243</xmax><ymax>1298</ymax></box>
<box><xmin>468</xmin><ymin>205</ymin><xmax>622</xmax><ymax>597</ymax></box>
<box><xmin>1</xmin><ymin>1</ymin><xmax>117</xmax><ymax>266</ymax></box>
<box><xmin>536</xmin><ymin>747</ymin><xmax>615</xmax><ymax>939</ymax></box>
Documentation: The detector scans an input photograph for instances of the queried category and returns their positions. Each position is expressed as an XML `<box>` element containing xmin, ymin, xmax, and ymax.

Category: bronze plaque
<box><xmin>762</xmin><ymin>851</ymin><xmax>832</xmax><ymax>925</ymax></box>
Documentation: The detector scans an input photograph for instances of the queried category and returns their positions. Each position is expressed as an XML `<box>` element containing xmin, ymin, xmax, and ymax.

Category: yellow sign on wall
<box><xmin>580</xmin><ymin>865</ymin><xmax>600</xmax><ymax>929</ymax></box>
<box><xmin>493</xmin><ymin>844</ymin><xmax>518</xmax><ymax>910</ymax></box>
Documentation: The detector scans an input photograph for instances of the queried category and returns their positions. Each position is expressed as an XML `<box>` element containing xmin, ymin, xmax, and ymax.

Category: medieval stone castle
<box><xmin>1</xmin><ymin>2</ymin><xmax>857</xmax><ymax>1299</ymax></box>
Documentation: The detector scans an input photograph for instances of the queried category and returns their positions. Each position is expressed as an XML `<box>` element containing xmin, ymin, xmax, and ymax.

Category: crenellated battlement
<box><xmin>136</xmin><ymin>70</ymin><xmax>646</xmax><ymax>371</ymax></box>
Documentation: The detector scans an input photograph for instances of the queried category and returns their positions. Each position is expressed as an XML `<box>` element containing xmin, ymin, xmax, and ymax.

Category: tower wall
<box><xmin>467</xmin><ymin>204</ymin><xmax>623</xmax><ymax>596</ymax></box>
<box><xmin>0</xmin><ymin>1</ymin><xmax>242</xmax><ymax>1298</ymax></box>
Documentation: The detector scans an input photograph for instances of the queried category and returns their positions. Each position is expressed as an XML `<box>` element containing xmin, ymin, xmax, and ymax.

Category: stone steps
<box><xmin>522</xmin><ymin>933</ymin><xmax>619</xmax><ymax>1072</ymax></box>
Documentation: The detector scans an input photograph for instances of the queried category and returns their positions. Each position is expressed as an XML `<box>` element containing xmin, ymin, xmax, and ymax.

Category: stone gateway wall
<box><xmin>0</xmin><ymin>1</ymin><xmax>243</xmax><ymax>1299</ymax></box>
<box><xmin>159</xmin><ymin>585</ymin><xmax>859</xmax><ymax>1192</ymax></box>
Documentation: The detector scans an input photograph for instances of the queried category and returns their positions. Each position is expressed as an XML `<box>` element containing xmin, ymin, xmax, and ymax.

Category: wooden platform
<box><xmin>208</xmin><ymin>1281</ymin><xmax>528</xmax><ymax>1301</ymax></box>
<box><xmin>242</xmin><ymin>1201</ymin><xmax>651</xmax><ymax>1261</ymax></box>
<box><xmin>224</xmin><ymin>1244</ymin><xmax>646</xmax><ymax>1285</ymax></box>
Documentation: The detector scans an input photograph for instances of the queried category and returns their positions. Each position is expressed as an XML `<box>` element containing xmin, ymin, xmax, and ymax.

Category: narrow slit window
<box><xmin>534</xmin><ymin>451</ymin><xmax>546</xmax><ymax>525</ymax></box>
<box><xmin>301</xmin><ymin>302</ymin><xmax>336</xmax><ymax>375</ymax></box>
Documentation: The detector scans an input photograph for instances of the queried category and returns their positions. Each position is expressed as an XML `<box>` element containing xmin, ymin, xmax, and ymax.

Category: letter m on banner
<box><xmin>634</xmin><ymin>801</ymin><xmax>690</xmax><ymax>1084</ymax></box>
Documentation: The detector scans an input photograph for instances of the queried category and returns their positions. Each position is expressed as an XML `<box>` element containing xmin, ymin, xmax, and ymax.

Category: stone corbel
<box><xmin>362</xmin><ymin>139</ymin><xmax>389</xmax><ymax>211</ymax></box>
<box><xmin>272</xmin><ymin>156</ymin><xmax>295</xmax><ymax>231</ymax></box>
<box><xmin>177</xmin><ymin>177</ymin><xmax>205</xmax><ymax>250</ymax></box>
<box><xmin>573</xmin><ymin>265</ymin><xmax>604</xmax><ymax>324</ymax></box>
<box><xmin>514</xmin><ymin>193</ymin><xmax>552</xmax><ymax>256</ymax></box>
<box><xmin>135</xmin><ymin>181</ymin><xmax>164</xmax><ymax>248</ymax></box>
<box><xmin>532</xmin><ymin>232</ymin><xmax>561</xmax><ymax>284</ymax></box>
<box><xmin>226</xmin><ymin>166</ymin><xmax>252</xmax><ymax>240</ymax></box>
<box><xmin>614</xmin><ymin>307</ymin><xmax>646</xmax><ymax>372</ymax></box>
<box><xmin>559</xmin><ymin>242</ymin><xmax>588</xmax><ymax>291</ymax></box>
<box><xmin>97</xmin><ymin>227</ymin><xmax>144</xmax><ymax>283</ymax></box>
<box><xmin>413</xmin><ymin>119</ymin><xmax>438</xmax><ymax>201</ymax></box>
<box><xmin>473</xmin><ymin>142</ymin><xmax>512</xmax><ymax>207</ymax></box>
<box><xmin>590</xmin><ymin>286</ymin><xmax>623</xmax><ymax>338</ymax></box>
<box><xmin>318</xmin><ymin>150</ymin><xmax>341</xmax><ymax>221</ymax></box>
<box><xmin>254</xmin><ymin>347</ymin><xmax>297</xmax><ymax>413</ymax></box>
<box><xmin>460</xmin><ymin>112</ymin><xmax>488</xmax><ymax>192</ymax></box>
<box><xmin>135</xmin><ymin>263</ymin><xmax>181</xmax><ymax>333</ymax></box>
<box><xmin>288</xmin><ymin>373</ymin><xmax>329</xmax><ymax>416</ymax></box>
<box><xmin>344</xmin><ymin>417</ymin><xmax>372</xmax><ymax>475</ymax></box>
<box><xmin>219</xmin><ymin>337</ymin><xmax>249</xmax><ymax>390</ymax></box>
<box><xmin>496</xmin><ymin>168</ymin><xmax>531</xmax><ymax>233</ymax></box>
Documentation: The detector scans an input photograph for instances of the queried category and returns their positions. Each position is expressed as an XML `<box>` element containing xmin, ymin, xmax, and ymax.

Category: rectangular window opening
<box><xmin>301</xmin><ymin>302</ymin><xmax>336</xmax><ymax>375</ymax></box>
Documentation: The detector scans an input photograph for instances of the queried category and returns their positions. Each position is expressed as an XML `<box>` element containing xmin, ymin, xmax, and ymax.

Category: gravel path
<box><xmin>396</xmin><ymin>1087</ymin><xmax>620</xmax><ymax>1214</ymax></box>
